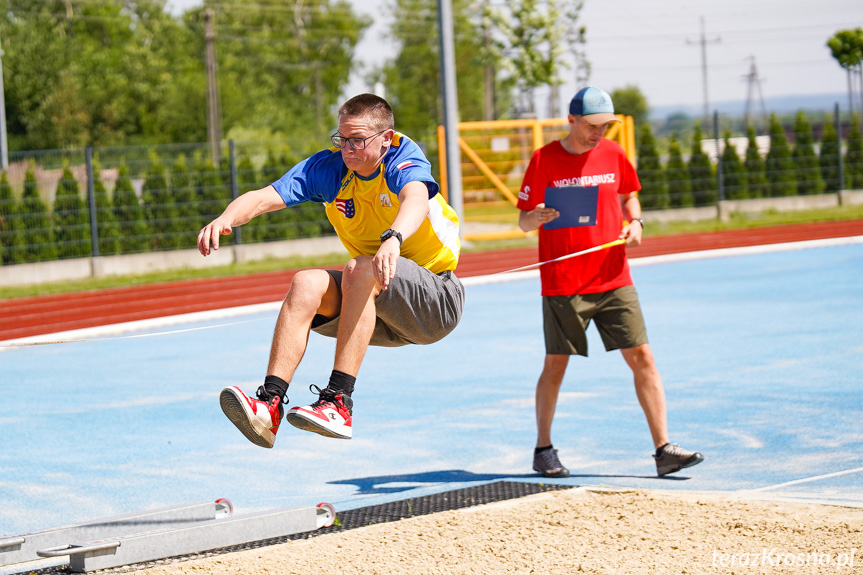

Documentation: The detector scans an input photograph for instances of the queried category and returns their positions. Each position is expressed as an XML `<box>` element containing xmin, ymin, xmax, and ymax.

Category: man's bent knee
<box><xmin>342</xmin><ymin>255</ymin><xmax>380</xmax><ymax>292</ymax></box>
<box><xmin>288</xmin><ymin>269</ymin><xmax>339</xmax><ymax>317</ymax></box>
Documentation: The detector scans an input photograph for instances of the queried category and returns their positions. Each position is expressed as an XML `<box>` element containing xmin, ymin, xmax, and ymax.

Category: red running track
<box><xmin>2</xmin><ymin>219</ymin><xmax>860</xmax><ymax>341</ymax></box>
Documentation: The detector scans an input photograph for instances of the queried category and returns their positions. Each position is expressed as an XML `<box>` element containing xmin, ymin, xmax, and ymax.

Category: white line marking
<box><xmin>4</xmin><ymin>235</ymin><xmax>862</xmax><ymax>348</ymax></box>
<box><xmin>0</xmin><ymin>303</ymin><xmax>281</xmax><ymax>350</ymax></box>
<box><xmin>748</xmin><ymin>466</ymin><xmax>863</xmax><ymax>492</ymax></box>
<box><xmin>464</xmin><ymin>235</ymin><xmax>863</xmax><ymax>286</ymax></box>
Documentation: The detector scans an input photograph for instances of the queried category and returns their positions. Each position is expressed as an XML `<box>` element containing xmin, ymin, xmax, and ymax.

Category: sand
<box><xmin>131</xmin><ymin>487</ymin><xmax>862</xmax><ymax>575</ymax></box>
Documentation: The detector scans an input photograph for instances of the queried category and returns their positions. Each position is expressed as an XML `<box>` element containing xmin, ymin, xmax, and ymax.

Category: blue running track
<box><xmin>1</xmin><ymin>239</ymin><xmax>861</xmax><ymax>547</ymax></box>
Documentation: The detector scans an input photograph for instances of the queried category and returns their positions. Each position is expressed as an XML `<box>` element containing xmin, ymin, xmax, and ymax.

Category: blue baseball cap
<box><xmin>569</xmin><ymin>87</ymin><xmax>621</xmax><ymax>125</ymax></box>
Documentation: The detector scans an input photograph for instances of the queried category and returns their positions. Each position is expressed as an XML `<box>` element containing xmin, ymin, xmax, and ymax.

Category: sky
<box><xmin>165</xmin><ymin>0</ymin><xmax>862</xmax><ymax>119</ymax></box>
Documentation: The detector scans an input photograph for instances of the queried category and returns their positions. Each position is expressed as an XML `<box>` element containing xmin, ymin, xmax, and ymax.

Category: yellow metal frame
<box><xmin>437</xmin><ymin>115</ymin><xmax>635</xmax><ymax>205</ymax></box>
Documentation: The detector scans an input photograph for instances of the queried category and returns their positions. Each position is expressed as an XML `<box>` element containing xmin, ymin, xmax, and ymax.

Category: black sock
<box><xmin>655</xmin><ymin>443</ymin><xmax>670</xmax><ymax>457</ymax></box>
<box><xmin>534</xmin><ymin>445</ymin><xmax>553</xmax><ymax>455</ymax></box>
<box><xmin>262</xmin><ymin>375</ymin><xmax>289</xmax><ymax>401</ymax></box>
<box><xmin>327</xmin><ymin>370</ymin><xmax>356</xmax><ymax>396</ymax></box>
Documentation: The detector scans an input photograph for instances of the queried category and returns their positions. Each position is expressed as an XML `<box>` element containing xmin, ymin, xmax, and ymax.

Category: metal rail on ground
<box><xmin>2</xmin><ymin>500</ymin><xmax>335</xmax><ymax>574</ymax></box>
<box><xmin>0</xmin><ymin>500</ymin><xmax>232</xmax><ymax>568</ymax></box>
<box><xmin>6</xmin><ymin>481</ymin><xmax>567</xmax><ymax>575</ymax></box>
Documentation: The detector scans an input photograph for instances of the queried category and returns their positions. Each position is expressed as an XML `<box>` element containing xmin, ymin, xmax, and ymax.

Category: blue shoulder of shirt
<box><xmin>271</xmin><ymin>134</ymin><xmax>439</xmax><ymax>205</ymax></box>
<box><xmin>383</xmin><ymin>134</ymin><xmax>440</xmax><ymax>199</ymax></box>
<box><xmin>271</xmin><ymin>147</ymin><xmax>347</xmax><ymax>206</ymax></box>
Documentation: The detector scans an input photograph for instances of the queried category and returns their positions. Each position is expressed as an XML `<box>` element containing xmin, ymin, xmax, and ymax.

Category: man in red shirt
<box><xmin>517</xmin><ymin>87</ymin><xmax>703</xmax><ymax>478</ymax></box>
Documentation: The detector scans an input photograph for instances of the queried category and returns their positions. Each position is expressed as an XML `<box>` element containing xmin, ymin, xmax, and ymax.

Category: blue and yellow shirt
<box><xmin>271</xmin><ymin>133</ymin><xmax>460</xmax><ymax>274</ymax></box>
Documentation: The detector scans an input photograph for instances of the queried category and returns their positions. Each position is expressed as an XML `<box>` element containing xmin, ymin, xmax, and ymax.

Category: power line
<box><xmin>743</xmin><ymin>55</ymin><xmax>768</xmax><ymax>130</ymax></box>
<box><xmin>686</xmin><ymin>16</ymin><xmax>720</xmax><ymax>131</ymax></box>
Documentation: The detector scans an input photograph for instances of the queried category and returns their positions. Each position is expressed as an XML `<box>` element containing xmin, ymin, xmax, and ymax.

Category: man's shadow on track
<box><xmin>329</xmin><ymin>469</ymin><xmax>690</xmax><ymax>495</ymax></box>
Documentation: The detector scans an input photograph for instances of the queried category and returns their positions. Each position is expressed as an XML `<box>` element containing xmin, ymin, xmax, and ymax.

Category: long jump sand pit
<box><xmin>133</xmin><ymin>487</ymin><xmax>862</xmax><ymax>575</ymax></box>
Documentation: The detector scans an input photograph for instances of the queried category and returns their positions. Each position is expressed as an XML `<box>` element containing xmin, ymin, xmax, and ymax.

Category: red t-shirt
<box><xmin>517</xmin><ymin>138</ymin><xmax>641</xmax><ymax>296</ymax></box>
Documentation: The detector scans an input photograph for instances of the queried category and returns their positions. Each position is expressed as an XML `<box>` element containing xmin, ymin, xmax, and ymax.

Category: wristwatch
<box><xmin>380</xmin><ymin>229</ymin><xmax>403</xmax><ymax>246</ymax></box>
<box><xmin>632</xmin><ymin>217</ymin><xmax>644</xmax><ymax>229</ymax></box>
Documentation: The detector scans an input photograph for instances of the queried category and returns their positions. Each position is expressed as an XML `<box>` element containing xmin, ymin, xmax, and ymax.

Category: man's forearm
<box><xmin>623</xmin><ymin>194</ymin><xmax>641</xmax><ymax>221</ymax></box>
<box><xmin>222</xmin><ymin>186</ymin><xmax>284</xmax><ymax>226</ymax></box>
<box><xmin>392</xmin><ymin>184</ymin><xmax>431</xmax><ymax>240</ymax></box>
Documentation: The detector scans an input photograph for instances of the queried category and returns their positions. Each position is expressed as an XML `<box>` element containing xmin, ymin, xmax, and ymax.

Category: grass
<box><xmin>1</xmin><ymin>203</ymin><xmax>861</xmax><ymax>301</ymax></box>
<box><xmin>648</xmin><ymin>203</ymin><xmax>863</xmax><ymax>236</ymax></box>
<box><xmin>0</xmin><ymin>252</ymin><xmax>350</xmax><ymax>300</ymax></box>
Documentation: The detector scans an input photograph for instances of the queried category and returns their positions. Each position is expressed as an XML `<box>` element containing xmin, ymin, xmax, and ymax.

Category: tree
<box><xmin>196</xmin><ymin>0</ymin><xmax>370</xmax><ymax>144</ymax></box>
<box><xmin>1</xmin><ymin>0</ymin><xmax>206</xmax><ymax>149</ymax></box>
<box><xmin>379</xmin><ymin>0</ymin><xmax>500</xmax><ymax>149</ymax></box>
<box><xmin>20</xmin><ymin>166</ymin><xmax>57</xmax><ymax>262</ymax></box>
<box><xmin>791</xmin><ymin>111</ymin><xmax>825</xmax><ymax>196</ymax></box>
<box><xmin>721</xmin><ymin>131</ymin><xmax>748</xmax><ymax>200</ymax></box>
<box><xmin>485</xmin><ymin>0</ymin><xmax>572</xmax><ymax>117</ymax></box>
<box><xmin>635</xmin><ymin>123</ymin><xmax>668</xmax><ymax>209</ymax></box>
<box><xmin>665</xmin><ymin>134</ymin><xmax>692</xmax><ymax>208</ymax></box>
<box><xmin>196</xmin><ymin>155</ymin><xmax>231</xmax><ymax>234</ymax></box>
<box><xmin>92</xmin><ymin>157</ymin><xmax>121</xmax><ymax>256</ymax></box>
<box><xmin>610</xmin><ymin>85</ymin><xmax>649</xmax><ymax>128</ymax></box>
<box><xmin>744</xmin><ymin>125</ymin><xmax>768</xmax><ymax>199</ymax></box>
<box><xmin>54</xmin><ymin>165</ymin><xmax>91</xmax><ymax>258</ymax></box>
<box><xmin>819</xmin><ymin>118</ymin><xmax>841</xmax><ymax>191</ymax></box>
<box><xmin>1</xmin><ymin>4</ymin><xmax>76</xmax><ymax>149</ymax></box>
<box><xmin>827</xmin><ymin>28</ymin><xmax>863</xmax><ymax>128</ymax></box>
<box><xmin>255</xmin><ymin>151</ymin><xmax>302</xmax><ymax>241</ymax></box>
<box><xmin>847</xmin><ymin>113</ymin><xmax>863</xmax><ymax>188</ymax></box>
<box><xmin>765</xmin><ymin>114</ymin><xmax>796</xmax><ymax>197</ymax></box>
<box><xmin>170</xmin><ymin>155</ymin><xmax>199</xmax><ymax>249</ymax></box>
<box><xmin>659</xmin><ymin>113</ymin><xmax>693</xmax><ymax>138</ymax></box>
<box><xmin>562</xmin><ymin>1</ymin><xmax>590</xmax><ymax>95</ymax></box>
<box><xmin>142</xmin><ymin>152</ymin><xmax>179</xmax><ymax>250</ymax></box>
<box><xmin>1</xmin><ymin>0</ymin><xmax>369</xmax><ymax>150</ymax></box>
<box><xmin>234</xmin><ymin>154</ymin><xmax>260</xmax><ymax>242</ymax></box>
<box><xmin>113</xmin><ymin>162</ymin><xmax>148</xmax><ymax>254</ymax></box>
<box><xmin>688</xmin><ymin>122</ymin><xmax>717</xmax><ymax>206</ymax></box>
<box><xmin>0</xmin><ymin>171</ymin><xmax>26</xmax><ymax>264</ymax></box>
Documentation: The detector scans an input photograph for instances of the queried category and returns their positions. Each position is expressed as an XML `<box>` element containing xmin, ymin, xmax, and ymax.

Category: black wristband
<box><xmin>380</xmin><ymin>229</ymin><xmax>403</xmax><ymax>246</ymax></box>
<box><xmin>632</xmin><ymin>217</ymin><xmax>644</xmax><ymax>229</ymax></box>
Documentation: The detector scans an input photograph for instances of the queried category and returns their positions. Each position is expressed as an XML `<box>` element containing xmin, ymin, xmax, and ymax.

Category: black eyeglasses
<box><xmin>331</xmin><ymin>129</ymin><xmax>387</xmax><ymax>150</ymax></box>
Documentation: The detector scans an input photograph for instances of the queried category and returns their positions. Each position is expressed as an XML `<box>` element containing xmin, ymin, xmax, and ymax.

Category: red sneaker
<box><xmin>286</xmin><ymin>386</ymin><xmax>353</xmax><ymax>439</ymax></box>
<box><xmin>219</xmin><ymin>386</ymin><xmax>284</xmax><ymax>448</ymax></box>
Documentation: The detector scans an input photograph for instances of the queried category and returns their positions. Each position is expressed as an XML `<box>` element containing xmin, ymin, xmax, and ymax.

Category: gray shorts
<box><xmin>542</xmin><ymin>285</ymin><xmax>648</xmax><ymax>357</ymax></box>
<box><xmin>311</xmin><ymin>257</ymin><xmax>466</xmax><ymax>347</ymax></box>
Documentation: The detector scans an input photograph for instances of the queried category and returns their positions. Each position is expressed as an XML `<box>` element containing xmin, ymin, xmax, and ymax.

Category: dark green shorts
<box><xmin>542</xmin><ymin>285</ymin><xmax>648</xmax><ymax>357</ymax></box>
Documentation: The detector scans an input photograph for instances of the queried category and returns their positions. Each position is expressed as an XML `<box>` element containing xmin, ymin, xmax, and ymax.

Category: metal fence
<box><xmin>438</xmin><ymin>108</ymin><xmax>863</xmax><ymax>220</ymax></box>
<box><xmin>0</xmin><ymin>139</ymin><xmax>332</xmax><ymax>266</ymax></box>
<box><xmin>2</xmin><ymin>110</ymin><xmax>862</xmax><ymax>266</ymax></box>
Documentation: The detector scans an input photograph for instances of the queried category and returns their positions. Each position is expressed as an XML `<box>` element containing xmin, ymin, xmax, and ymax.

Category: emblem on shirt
<box><xmin>396</xmin><ymin>160</ymin><xmax>414</xmax><ymax>170</ymax></box>
<box><xmin>518</xmin><ymin>185</ymin><xmax>530</xmax><ymax>201</ymax></box>
<box><xmin>379</xmin><ymin>193</ymin><xmax>393</xmax><ymax>208</ymax></box>
<box><xmin>336</xmin><ymin>198</ymin><xmax>355</xmax><ymax>218</ymax></box>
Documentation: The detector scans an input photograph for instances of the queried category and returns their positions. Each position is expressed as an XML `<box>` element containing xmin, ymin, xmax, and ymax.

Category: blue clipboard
<box><xmin>542</xmin><ymin>185</ymin><xmax>599</xmax><ymax>229</ymax></box>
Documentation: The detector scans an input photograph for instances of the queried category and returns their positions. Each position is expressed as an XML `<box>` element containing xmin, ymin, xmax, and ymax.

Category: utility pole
<box><xmin>687</xmin><ymin>17</ymin><xmax>720</xmax><ymax>132</ymax></box>
<box><xmin>482</xmin><ymin>0</ymin><xmax>494</xmax><ymax>121</ymax></box>
<box><xmin>858</xmin><ymin>65</ymin><xmax>863</xmax><ymax>136</ymax></box>
<box><xmin>742</xmin><ymin>55</ymin><xmax>767</xmax><ymax>130</ymax></box>
<box><xmin>436</xmin><ymin>0</ymin><xmax>464</xmax><ymax>234</ymax></box>
<box><xmin>0</xmin><ymin>30</ymin><xmax>7</xmax><ymax>170</ymax></box>
<box><xmin>314</xmin><ymin>63</ymin><xmax>324</xmax><ymax>136</ymax></box>
<box><xmin>205</xmin><ymin>10</ymin><xmax>223</xmax><ymax>164</ymax></box>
